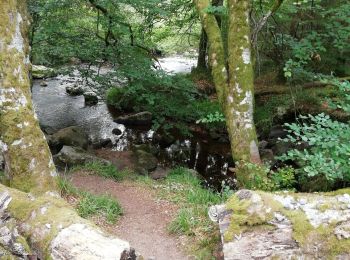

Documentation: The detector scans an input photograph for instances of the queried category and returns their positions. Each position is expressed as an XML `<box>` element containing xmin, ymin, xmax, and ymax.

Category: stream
<box><xmin>32</xmin><ymin>57</ymin><xmax>235</xmax><ymax>189</ymax></box>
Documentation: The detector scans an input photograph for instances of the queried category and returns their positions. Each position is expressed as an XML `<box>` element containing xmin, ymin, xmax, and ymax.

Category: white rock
<box><xmin>50</xmin><ymin>223</ymin><xmax>130</xmax><ymax>260</ymax></box>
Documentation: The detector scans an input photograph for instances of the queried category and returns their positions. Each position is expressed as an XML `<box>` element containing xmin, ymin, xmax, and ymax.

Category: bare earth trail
<box><xmin>71</xmin><ymin>173</ymin><xmax>190</xmax><ymax>260</ymax></box>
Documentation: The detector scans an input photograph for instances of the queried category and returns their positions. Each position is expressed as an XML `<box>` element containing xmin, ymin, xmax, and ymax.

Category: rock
<box><xmin>260</xmin><ymin>149</ymin><xmax>274</xmax><ymax>163</ymax></box>
<box><xmin>150</xmin><ymin>167</ymin><xmax>170</xmax><ymax>180</ymax></box>
<box><xmin>271</xmin><ymin>140</ymin><xmax>293</xmax><ymax>156</ymax></box>
<box><xmin>134</xmin><ymin>150</ymin><xmax>158</xmax><ymax>175</ymax></box>
<box><xmin>65</xmin><ymin>83</ymin><xmax>84</xmax><ymax>96</ymax></box>
<box><xmin>50</xmin><ymin>224</ymin><xmax>131</xmax><ymax>259</ymax></box>
<box><xmin>91</xmin><ymin>138</ymin><xmax>113</xmax><ymax>149</ymax></box>
<box><xmin>32</xmin><ymin>65</ymin><xmax>55</xmax><ymax>79</ymax></box>
<box><xmin>112</xmin><ymin>128</ymin><xmax>123</xmax><ymax>135</ymax></box>
<box><xmin>40</xmin><ymin>81</ymin><xmax>48</xmax><ymax>87</ymax></box>
<box><xmin>39</xmin><ymin>123</ymin><xmax>56</xmax><ymax>135</ymax></box>
<box><xmin>115</xmin><ymin>112</ymin><xmax>152</xmax><ymax>126</ymax></box>
<box><xmin>51</xmin><ymin>126</ymin><xmax>89</xmax><ymax>151</ymax></box>
<box><xmin>268</xmin><ymin>125</ymin><xmax>288</xmax><ymax>140</ymax></box>
<box><xmin>53</xmin><ymin>146</ymin><xmax>110</xmax><ymax>168</ymax></box>
<box><xmin>84</xmin><ymin>91</ymin><xmax>98</xmax><ymax>106</ymax></box>
<box><xmin>334</xmin><ymin>221</ymin><xmax>350</xmax><ymax>239</ymax></box>
<box><xmin>258</xmin><ymin>140</ymin><xmax>269</xmax><ymax>150</ymax></box>
<box><xmin>153</xmin><ymin>131</ymin><xmax>175</xmax><ymax>148</ymax></box>
<box><xmin>131</xmin><ymin>144</ymin><xmax>158</xmax><ymax>155</ymax></box>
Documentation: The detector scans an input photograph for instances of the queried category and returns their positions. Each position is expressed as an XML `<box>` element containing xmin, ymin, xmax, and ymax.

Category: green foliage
<box><xmin>71</xmin><ymin>162</ymin><xmax>127</xmax><ymax>181</ymax></box>
<box><xmin>78</xmin><ymin>193</ymin><xmax>123</xmax><ymax>224</ymax></box>
<box><xmin>196</xmin><ymin>111</ymin><xmax>225</xmax><ymax>124</ymax></box>
<box><xmin>57</xmin><ymin>176</ymin><xmax>122</xmax><ymax>223</ymax></box>
<box><xmin>255</xmin><ymin>0</ymin><xmax>350</xmax><ymax>82</ymax></box>
<box><xmin>235</xmin><ymin>162</ymin><xmax>296</xmax><ymax>191</ymax></box>
<box><xmin>107</xmin><ymin>73</ymin><xmax>223</xmax><ymax>134</ymax></box>
<box><xmin>279</xmin><ymin>80</ymin><xmax>350</xmax><ymax>189</ymax></box>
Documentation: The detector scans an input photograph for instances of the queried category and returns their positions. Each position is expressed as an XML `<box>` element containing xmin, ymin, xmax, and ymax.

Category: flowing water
<box><xmin>32</xmin><ymin>57</ymin><xmax>234</xmax><ymax>189</ymax></box>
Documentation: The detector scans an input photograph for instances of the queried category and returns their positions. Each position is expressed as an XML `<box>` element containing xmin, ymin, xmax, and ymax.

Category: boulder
<box><xmin>51</xmin><ymin>126</ymin><xmax>89</xmax><ymax>151</ymax></box>
<box><xmin>53</xmin><ymin>146</ymin><xmax>110</xmax><ymax>168</ymax></box>
<box><xmin>268</xmin><ymin>125</ymin><xmax>288</xmax><ymax>140</ymax></box>
<box><xmin>150</xmin><ymin>167</ymin><xmax>170</xmax><ymax>180</ymax></box>
<box><xmin>260</xmin><ymin>149</ymin><xmax>274</xmax><ymax>163</ymax></box>
<box><xmin>210</xmin><ymin>189</ymin><xmax>350</xmax><ymax>260</ymax></box>
<box><xmin>133</xmin><ymin>149</ymin><xmax>158</xmax><ymax>175</ymax></box>
<box><xmin>32</xmin><ymin>65</ymin><xmax>55</xmax><ymax>79</ymax></box>
<box><xmin>40</xmin><ymin>81</ymin><xmax>48</xmax><ymax>87</ymax></box>
<box><xmin>91</xmin><ymin>138</ymin><xmax>113</xmax><ymax>149</ymax></box>
<box><xmin>114</xmin><ymin>112</ymin><xmax>152</xmax><ymax>126</ymax></box>
<box><xmin>65</xmin><ymin>83</ymin><xmax>85</xmax><ymax>96</ymax></box>
<box><xmin>84</xmin><ymin>91</ymin><xmax>98</xmax><ymax>106</ymax></box>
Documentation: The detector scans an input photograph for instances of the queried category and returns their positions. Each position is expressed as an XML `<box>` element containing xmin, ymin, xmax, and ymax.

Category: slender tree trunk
<box><xmin>197</xmin><ymin>28</ymin><xmax>208</xmax><ymax>70</ymax></box>
<box><xmin>0</xmin><ymin>0</ymin><xmax>57</xmax><ymax>194</ymax></box>
<box><xmin>194</xmin><ymin>0</ymin><xmax>261</xmax><ymax>166</ymax></box>
<box><xmin>226</xmin><ymin>0</ymin><xmax>260</xmax><ymax>163</ymax></box>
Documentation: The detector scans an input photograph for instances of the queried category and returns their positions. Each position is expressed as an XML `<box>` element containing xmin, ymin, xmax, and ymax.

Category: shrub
<box><xmin>279</xmin><ymin>80</ymin><xmax>350</xmax><ymax>190</ymax></box>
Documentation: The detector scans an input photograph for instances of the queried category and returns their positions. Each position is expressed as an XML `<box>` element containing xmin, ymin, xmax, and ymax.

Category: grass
<box><xmin>141</xmin><ymin>167</ymin><xmax>232</xmax><ymax>258</ymax></box>
<box><xmin>71</xmin><ymin>162</ymin><xmax>129</xmax><ymax>181</ymax></box>
<box><xmin>57</xmin><ymin>176</ymin><xmax>122</xmax><ymax>224</ymax></box>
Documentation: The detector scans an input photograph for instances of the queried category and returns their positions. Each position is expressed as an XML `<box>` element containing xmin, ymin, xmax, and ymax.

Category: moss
<box><xmin>224</xmin><ymin>193</ymin><xmax>273</xmax><ymax>242</ymax></box>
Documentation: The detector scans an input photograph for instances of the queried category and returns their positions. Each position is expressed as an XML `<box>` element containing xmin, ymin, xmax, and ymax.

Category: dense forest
<box><xmin>0</xmin><ymin>0</ymin><xmax>350</xmax><ymax>259</ymax></box>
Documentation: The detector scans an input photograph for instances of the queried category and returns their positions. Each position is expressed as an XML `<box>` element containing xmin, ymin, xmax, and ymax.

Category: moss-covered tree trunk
<box><xmin>194</xmin><ymin>0</ymin><xmax>261</xmax><ymax>164</ymax></box>
<box><xmin>0</xmin><ymin>0</ymin><xmax>57</xmax><ymax>194</ymax></box>
<box><xmin>226</xmin><ymin>0</ymin><xmax>260</xmax><ymax>163</ymax></box>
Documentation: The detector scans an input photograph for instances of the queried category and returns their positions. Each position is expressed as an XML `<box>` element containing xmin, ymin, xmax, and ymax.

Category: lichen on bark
<box><xmin>0</xmin><ymin>0</ymin><xmax>57</xmax><ymax>194</ymax></box>
<box><xmin>194</xmin><ymin>0</ymin><xmax>261</xmax><ymax>166</ymax></box>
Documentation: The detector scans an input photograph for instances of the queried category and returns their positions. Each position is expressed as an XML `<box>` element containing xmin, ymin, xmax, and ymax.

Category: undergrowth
<box><xmin>57</xmin><ymin>176</ymin><xmax>122</xmax><ymax>224</ymax></box>
<box><xmin>71</xmin><ymin>162</ymin><xmax>130</xmax><ymax>181</ymax></box>
<box><xmin>138</xmin><ymin>167</ymin><xmax>232</xmax><ymax>258</ymax></box>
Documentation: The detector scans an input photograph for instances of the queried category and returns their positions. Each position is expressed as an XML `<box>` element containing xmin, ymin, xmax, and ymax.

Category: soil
<box><xmin>70</xmin><ymin>172</ymin><xmax>190</xmax><ymax>260</ymax></box>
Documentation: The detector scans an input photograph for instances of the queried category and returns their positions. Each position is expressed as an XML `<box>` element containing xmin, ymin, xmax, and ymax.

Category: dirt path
<box><xmin>71</xmin><ymin>172</ymin><xmax>190</xmax><ymax>260</ymax></box>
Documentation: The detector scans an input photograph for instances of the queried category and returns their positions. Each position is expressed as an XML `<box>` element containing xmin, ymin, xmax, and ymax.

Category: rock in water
<box><xmin>50</xmin><ymin>126</ymin><xmax>89</xmax><ymax>151</ymax></box>
<box><xmin>32</xmin><ymin>65</ymin><xmax>55</xmax><ymax>79</ymax></box>
<box><xmin>114</xmin><ymin>112</ymin><xmax>152</xmax><ymax>126</ymax></box>
<box><xmin>65</xmin><ymin>83</ymin><xmax>85</xmax><ymax>96</ymax></box>
<box><xmin>84</xmin><ymin>91</ymin><xmax>98</xmax><ymax>106</ymax></box>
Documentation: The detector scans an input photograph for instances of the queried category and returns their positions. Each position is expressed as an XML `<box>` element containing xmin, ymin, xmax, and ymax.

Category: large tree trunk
<box><xmin>226</xmin><ymin>0</ymin><xmax>260</xmax><ymax>163</ymax></box>
<box><xmin>0</xmin><ymin>3</ymin><xmax>136</xmax><ymax>259</ymax></box>
<box><xmin>194</xmin><ymin>0</ymin><xmax>261</xmax><ymax>165</ymax></box>
<box><xmin>0</xmin><ymin>0</ymin><xmax>57</xmax><ymax>194</ymax></box>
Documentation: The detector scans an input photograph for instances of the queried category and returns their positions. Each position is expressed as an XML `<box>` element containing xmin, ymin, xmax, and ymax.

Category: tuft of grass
<box><xmin>71</xmin><ymin>162</ymin><xmax>128</xmax><ymax>181</ymax></box>
<box><xmin>146</xmin><ymin>167</ymin><xmax>231</xmax><ymax>257</ymax></box>
<box><xmin>78</xmin><ymin>192</ymin><xmax>122</xmax><ymax>224</ymax></box>
<box><xmin>57</xmin><ymin>176</ymin><xmax>122</xmax><ymax>223</ymax></box>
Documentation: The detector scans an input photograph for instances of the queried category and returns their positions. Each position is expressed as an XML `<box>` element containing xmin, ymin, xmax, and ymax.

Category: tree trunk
<box><xmin>194</xmin><ymin>0</ymin><xmax>261</xmax><ymax>165</ymax></box>
<box><xmin>226</xmin><ymin>0</ymin><xmax>260</xmax><ymax>164</ymax></box>
<box><xmin>197</xmin><ymin>28</ymin><xmax>208</xmax><ymax>70</ymax></box>
<box><xmin>0</xmin><ymin>0</ymin><xmax>57</xmax><ymax>194</ymax></box>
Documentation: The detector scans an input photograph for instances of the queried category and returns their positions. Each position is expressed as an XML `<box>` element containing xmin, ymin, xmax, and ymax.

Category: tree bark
<box><xmin>226</xmin><ymin>0</ymin><xmax>260</xmax><ymax>163</ymax></box>
<box><xmin>0</xmin><ymin>0</ymin><xmax>57</xmax><ymax>194</ymax></box>
<box><xmin>194</xmin><ymin>0</ymin><xmax>261</xmax><ymax>165</ymax></box>
<box><xmin>197</xmin><ymin>28</ymin><xmax>208</xmax><ymax>70</ymax></box>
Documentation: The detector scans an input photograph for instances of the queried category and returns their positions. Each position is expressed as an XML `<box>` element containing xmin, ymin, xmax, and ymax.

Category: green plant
<box><xmin>78</xmin><ymin>193</ymin><xmax>123</xmax><ymax>224</ymax></box>
<box><xmin>270</xmin><ymin>166</ymin><xmax>296</xmax><ymax>190</ymax></box>
<box><xmin>168</xmin><ymin>208</ymin><xmax>198</xmax><ymax>235</ymax></box>
<box><xmin>71</xmin><ymin>162</ymin><xmax>127</xmax><ymax>181</ymax></box>
<box><xmin>278</xmin><ymin>79</ymin><xmax>350</xmax><ymax>190</ymax></box>
<box><xmin>57</xmin><ymin>176</ymin><xmax>122</xmax><ymax>223</ymax></box>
